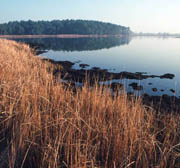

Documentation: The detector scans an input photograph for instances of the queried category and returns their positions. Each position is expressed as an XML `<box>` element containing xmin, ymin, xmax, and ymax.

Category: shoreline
<box><xmin>43</xmin><ymin>58</ymin><xmax>180</xmax><ymax>113</ymax></box>
<box><xmin>0</xmin><ymin>34</ymin><xmax>125</xmax><ymax>39</ymax></box>
<box><xmin>1</xmin><ymin>34</ymin><xmax>179</xmax><ymax>40</ymax></box>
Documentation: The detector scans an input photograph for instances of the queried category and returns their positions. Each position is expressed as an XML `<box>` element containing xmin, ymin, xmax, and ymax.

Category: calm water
<box><xmin>14</xmin><ymin>37</ymin><xmax>180</xmax><ymax>97</ymax></box>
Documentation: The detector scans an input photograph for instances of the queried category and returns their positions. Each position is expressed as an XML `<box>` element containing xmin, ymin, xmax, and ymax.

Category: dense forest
<box><xmin>0</xmin><ymin>20</ymin><xmax>131</xmax><ymax>35</ymax></box>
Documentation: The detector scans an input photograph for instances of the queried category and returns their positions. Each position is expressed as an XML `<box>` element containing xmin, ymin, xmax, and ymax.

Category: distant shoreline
<box><xmin>1</xmin><ymin>34</ymin><xmax>178</xmax><ymax>39</ymax></box>
<box><xmin>0</xmin><ymin>34</ymin><xmax>125</xmax><ymax>39</ymax></box>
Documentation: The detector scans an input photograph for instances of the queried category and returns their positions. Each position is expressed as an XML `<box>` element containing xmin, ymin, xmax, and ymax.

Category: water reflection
<box><xmin>13</xmin><ymin>36</ymin><xmax>131</xmax><ymax>51</ymax></box>
<box><xmin>12</xmin><ymin>37</ymin><xmax>180</xmax><ymax>98</ymax></box>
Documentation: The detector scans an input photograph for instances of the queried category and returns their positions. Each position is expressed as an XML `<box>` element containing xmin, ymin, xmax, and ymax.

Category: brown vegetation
<box><xmin>0</xmin><ymin>39</ymin><xmax>179</xmax><ymax>168</ymax></box>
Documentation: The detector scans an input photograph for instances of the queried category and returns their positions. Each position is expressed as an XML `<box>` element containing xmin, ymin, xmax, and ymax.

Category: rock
<box><xmin>119</xmin><ymin>71</ymin><xmax>145</xmax><ymax>80</ymax></box>
<box><xmin>142</xmin><ymin>93</ymin><xmax>180</xmax><ymax>113</ymax></box>
<box><xmin>92</xmin><ymin>67</ymin><xmax>100</xmax><ymax>70</ymax></box>
<box><xmin>170</xmin><ymin>89</ymin><xmax>176</xmax><ymax>93</ymax></box>
<box><xmin>135</xmin><ymin>72</ymin><xmax>147</xmax><ymax>75</ymax></box>
<box><xmin>152</xmin><ymin>88</ymin><xmax>158</xmax><ymax>92</ymax></box>
<box><xmin>160</xmin><ymin>73</ymin><xmax>175</xmax><ymax>79</ymax></box>
<box><xmin>79</xmin><ymin>64</ymin><xmax>89</xmax><ymax>68</ymax></box>
<box><xmin>110</xmin><ymin>82</ymin><xmax>124</xmax><ymax>91</ymax></box>
<box><xmin>43</xmin><ymin>59</ymin><xmax>74</xmax><ymax>70</ymax></box>
<box><xmin>129</xmin><ymin>82</ymin><xmax>143</xmax><ymax>91</ymax></box>
<box><xmin>34</xmin><ymin>50</ymin><xmax>47</xmax><ymax>55</ymax></box>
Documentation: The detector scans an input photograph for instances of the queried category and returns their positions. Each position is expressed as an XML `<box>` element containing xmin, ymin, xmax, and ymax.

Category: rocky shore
<box><xmin>44</xmin><ymin>58</ymin><xmax>175</xmax><ymax>81</ymax></box>
<box><xmin>43</xmin><ymin>58</ymin><xmax>180</xmax><ymax>113</ymax></box>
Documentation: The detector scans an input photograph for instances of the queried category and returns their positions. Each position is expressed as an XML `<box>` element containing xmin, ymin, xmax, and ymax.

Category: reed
<box><xmin>0</xmin><ymin>39</ymin><xmax>179</xmax><ymax>168</ymax></box>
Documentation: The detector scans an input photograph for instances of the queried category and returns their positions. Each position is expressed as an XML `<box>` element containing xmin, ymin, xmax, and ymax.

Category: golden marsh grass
<box><xmin>0</xmin><ymin>39</ymin><xmax>179</xmax><ymax>168</ymax></box>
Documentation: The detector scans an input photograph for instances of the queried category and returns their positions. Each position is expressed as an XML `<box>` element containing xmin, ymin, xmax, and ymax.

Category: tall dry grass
<box><xmin>0</xmin><ymin>39</ymin><xmax>179</xmax><ymax>168</ymax></box>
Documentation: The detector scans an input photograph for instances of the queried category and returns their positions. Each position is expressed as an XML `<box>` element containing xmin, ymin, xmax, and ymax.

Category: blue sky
<box><xmin>1</xmin><ymin>0</ymin><xmax>180</xmax><ymax>33</ymax></box>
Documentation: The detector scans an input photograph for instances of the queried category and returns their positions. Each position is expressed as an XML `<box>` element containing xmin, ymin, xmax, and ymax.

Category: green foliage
<box><xmin>0</xmin><ymin>19</ymin><xmax>131</xmax><ymax>35</ymax></box>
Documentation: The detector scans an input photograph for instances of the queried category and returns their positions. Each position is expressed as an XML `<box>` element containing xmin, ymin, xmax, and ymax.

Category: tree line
<box><xmin>0</xmin><ymin>20</ymin><xmax>131</xmax><ymax>35</ymax></box>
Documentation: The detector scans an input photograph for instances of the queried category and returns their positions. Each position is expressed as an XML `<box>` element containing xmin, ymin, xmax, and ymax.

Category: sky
<box><xmin>1</xmin><ymin>0</ymin><xmax>180</xmax><ymax>33</ymax></box>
